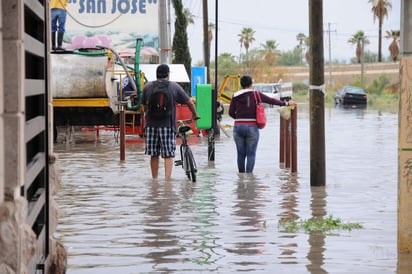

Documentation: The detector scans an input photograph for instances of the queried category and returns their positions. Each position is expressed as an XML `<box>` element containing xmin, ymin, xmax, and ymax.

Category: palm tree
<box><xmin>304</xmin><ymin>37</ymin><xmax>311</xmax><ymax>65</ymax></box>
<box><xmin>205</xmin><ymin>22</ymin><xmax>215</xmax><ymax>83</ymax></box>
<box><xmin>208</xmin><ymin>22</ymin><xmax>215</xmax><ymax>56</ymax></box>
<box><xmin>260</xmin><ymin>40</ymin><xmax>279</xmax><ymax>66</ymax></box>
<box><xmin>369</xmin><ymin>0</ymin><xmax>392</xmax><ymax>62</ymax></box>
<box><xmin>348</xmin><ymin>31</ymin><xmax>370</xmax><ymax>63</ymax></box>
<box><xmin>172</xmin><ymin>0</ymin><xmax>192</xmax><ymax>94</ymax></box>
<box><xmin>238</xmin><ymin>27</ymin><xmax>255</xmax><ymax>67</ymax></box>
<box><xmin>296</xmin><ymin>33</ymin><xmax>307</xmax><ymax>65</ymax></box>
<box><xmin>183</xmin><ymin>8</ymin><xmax>195</xmax><ymax>25</ymax></box>
<box><xmin>385</xmin><ymin>29</ymin><xmax>400</xmax><ymax>61</ymax></box>
<box><xmin>348</xmin><ymin>31</ymin><xmax>370</xmax><ymax>87</ymax></box>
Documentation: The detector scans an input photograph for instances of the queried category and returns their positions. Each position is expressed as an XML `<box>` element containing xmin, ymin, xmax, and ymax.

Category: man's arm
<box><xmin>186</xmin><ymin>98</ymin><xmax>200</xmax><ymax>120</ymax></box>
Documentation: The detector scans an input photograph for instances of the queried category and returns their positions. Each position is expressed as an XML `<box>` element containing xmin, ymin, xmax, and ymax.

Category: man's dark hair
<box><xmin>240</xmin><ymin>75</ymin><xmax>253</xmax><ymax>88</ymax></box>
<box><xmin>156</xmin><ymin>64</ymin><xmax>170</xmax><ymax>79</ymax></box>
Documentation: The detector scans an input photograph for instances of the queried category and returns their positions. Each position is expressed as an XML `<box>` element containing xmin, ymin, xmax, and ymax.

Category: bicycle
<box><xmin>174</xmin><ymin>120</ymin><xmax>197</xmax><ymax>182</ymax></box>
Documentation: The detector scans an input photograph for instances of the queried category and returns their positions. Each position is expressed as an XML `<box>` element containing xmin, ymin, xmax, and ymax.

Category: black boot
<box><xmin>57</xmin><ymin>32</ymin><xmax>65</xmax><ymax>51</ymax></box>
<box><xmin>51</xmin><ymin>32</ymin><xmax>56</xmax><ymax>51</ymax></box>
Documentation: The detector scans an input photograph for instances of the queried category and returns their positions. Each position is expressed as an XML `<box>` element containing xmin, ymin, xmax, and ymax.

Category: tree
<box><xmin>296</xmin><ymin>33</ymin><xmax>307</xmax><ymax>65</ymax></box>
<box><xmin>277</xmin><ymin>48</ymin><xmax>303</xmax><ymax>66</ymax></box>
<box><xmin>348</xmin><ymin>31</ymin><xmax>370</xmax><ymax>87</ymax></box>
<box><xmin>260</xmin><ymin>40</ymin><xmax>279</xmax><ymax>66</ymax></box>
<box><xmin>183</xmin><ymin>8</ymin><xmax>195</xmax><ymax>25</ymax></box>
<box><xmin>211</xmin><ymin>53</ymin><xmax>238</xmax><ymax>79</ymax></box>
<box><xmin>238</xmin><ymin>27</ymin><xmax>255</xmax><ymax>67</ymax></box>
<box><xmin>304</xmin><ymin>37</ymin><xmax>311</xmax><ymax>65</ymax></box>
<box><xmin>348</xmin><ymin>31</ymin><xmax>370</xmax><ymax>63</ymax></box>
<box><xmin>385</xmin><ymin>29</ymin><xmax>400</xmax><ymax>62</ymax></box>
<box><xmin>350</xmin><ymin>50</ymin><xmax>378</xmax><ymax>64</ymax></box>
<box><xmin>172</xmin><ymin>0</ymin><xmax>192</xmax><ymax>94</ymax></box>
<box><xmin>369</xmin><ymin>0</ymin><xmax>392</xmax><ymax>62</ymax></box>
<box><xmin>207</xmin><ymin>22</ymin><xmax>215</xmax><ymax>62</ymax></box>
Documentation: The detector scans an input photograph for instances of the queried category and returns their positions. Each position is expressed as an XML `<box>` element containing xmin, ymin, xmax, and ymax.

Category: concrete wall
<box><xmin>0</xmin><ymin>0</ymin><xmax>67</xmax><ymax>272</ymax></box>
<box><xmin>0</xmin><ymin>1</ymin><xmax>36</xmax><ymax>273</ymax></box>
<box><xmin>0</xmin><ymin>0</ymin><xmax>4</xmax><ymax>205</ymax></box>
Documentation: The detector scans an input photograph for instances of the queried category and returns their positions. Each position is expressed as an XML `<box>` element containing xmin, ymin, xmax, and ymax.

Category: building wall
<box><xmin>0</xmin><ymin>0</ymin><xmax>67</xmax><ymax>273</ymax></box>
<box><xmin>0</xmin><ymin>0</ymin><xmax>4</xmax><ymax>205</ymax></box>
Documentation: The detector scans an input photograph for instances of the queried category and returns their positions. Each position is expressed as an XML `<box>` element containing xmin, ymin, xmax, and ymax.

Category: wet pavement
<box><xmin>54</xmin><ymin>105</ymin><xmax>412</xmax><ymax>273</ymax></box>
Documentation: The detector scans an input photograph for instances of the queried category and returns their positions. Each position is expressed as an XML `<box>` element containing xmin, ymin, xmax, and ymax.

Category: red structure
<box><xmin>279</xmin><ymin>107</ymin><xmax>297</xmax><ymax>172</ymax></box>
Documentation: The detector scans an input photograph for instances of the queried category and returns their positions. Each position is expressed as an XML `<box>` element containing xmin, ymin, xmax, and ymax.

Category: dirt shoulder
<box><xmin>277</xmin><ymin>62</ymin><xmax>400</xmax><ymax>86</ymax></box>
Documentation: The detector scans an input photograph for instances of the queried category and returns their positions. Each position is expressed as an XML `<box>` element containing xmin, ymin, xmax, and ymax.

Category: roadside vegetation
<box><xmin>292</xmin><ymin>74</ymin><xmax>399</xmax><ymax>112</ymax></box>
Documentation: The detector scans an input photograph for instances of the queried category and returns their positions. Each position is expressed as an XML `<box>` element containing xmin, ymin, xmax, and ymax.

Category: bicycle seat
<box><xmin>178</xmin><ymin>125</ymin><xmax>192</xmax><ymax>134</ymax></box>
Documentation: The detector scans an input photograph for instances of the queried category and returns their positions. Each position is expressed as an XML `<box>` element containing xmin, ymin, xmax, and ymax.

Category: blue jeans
<box><xmin>51</xmin><ymin>8</ymin><xmax>67</xmax><ymax>33</ymax></box>
<box><xmin>233</xmin><ymin>124</ymin><xmax>259</xmax><ymax>173</ymax></box>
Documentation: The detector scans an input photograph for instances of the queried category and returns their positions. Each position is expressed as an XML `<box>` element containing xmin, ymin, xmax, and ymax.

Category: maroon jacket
<box><xmin>228</xmin><ymin>89</ymin><xmax>287</xmax><ymax>124</ymax></box>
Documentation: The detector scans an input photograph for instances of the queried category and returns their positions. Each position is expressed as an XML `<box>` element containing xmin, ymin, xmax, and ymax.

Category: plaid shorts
<box><xmin>145</xmin><ymin>127</ymin><xmax>176</xmax><ymax>158</ymax></box>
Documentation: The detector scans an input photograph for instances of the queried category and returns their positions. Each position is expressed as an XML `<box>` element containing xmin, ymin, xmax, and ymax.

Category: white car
<box><xmin>253</xmin><ymin>82</ymin><xmax>293</xmax><ymax>101</ymax></box>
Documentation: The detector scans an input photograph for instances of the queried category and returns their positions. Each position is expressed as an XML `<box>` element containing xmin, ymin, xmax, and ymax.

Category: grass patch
<box><xmin>278</xmin><ymin>215</ymin><xmax>363</xmax><ymax>233</ymax></box>
<box><xmin>292</xmin><ymin>90</ymin><xmax>399</xmax><ymax>112</ymax></box>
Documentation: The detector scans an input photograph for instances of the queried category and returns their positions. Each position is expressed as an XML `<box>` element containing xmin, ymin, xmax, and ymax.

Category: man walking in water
<box><xmin>142</xmin><ymin>64</ymin><xmax>199</xmax><ymax>181</ymax></box>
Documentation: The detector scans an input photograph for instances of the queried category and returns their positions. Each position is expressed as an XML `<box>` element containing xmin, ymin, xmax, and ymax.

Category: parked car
<box><xmin>335</xmin><ymin>86</ymin><xmax>367</xmax><ymax>105</ymax></box>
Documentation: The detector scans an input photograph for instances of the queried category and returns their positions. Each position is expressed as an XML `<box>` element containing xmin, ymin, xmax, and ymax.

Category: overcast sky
<box><xmin>180</xmin><ymin>0</ymin><xmax>401</xmax><ymax>64</ymax></box>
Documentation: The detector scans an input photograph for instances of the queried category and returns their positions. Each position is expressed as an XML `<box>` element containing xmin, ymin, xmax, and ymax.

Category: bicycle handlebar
<box><xmin>177</xmin><ymin>119</ymin><xmax>195</xmax><ymax>135</ymax></box>
<box><xmin>177</xmin><ymin>119</ymin><xmax>192</xmax><ymax>125</ymax></box>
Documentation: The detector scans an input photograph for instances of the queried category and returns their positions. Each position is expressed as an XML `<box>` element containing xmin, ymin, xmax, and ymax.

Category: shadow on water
<box><xmin>54</xmin><ymin>106</ymin><xmax>412</xmax><ymax>273</ymax></box>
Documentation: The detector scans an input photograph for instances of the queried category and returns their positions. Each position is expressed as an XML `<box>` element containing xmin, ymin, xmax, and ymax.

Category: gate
<box><xmin>23</xmin><ymin>0</ymin><xmax>50</xmax><ymax>271</ymax></box>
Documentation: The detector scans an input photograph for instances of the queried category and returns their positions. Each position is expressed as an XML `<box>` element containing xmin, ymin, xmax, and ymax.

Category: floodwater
<box><xmin>54</xmin><ymin>105</ymin><xmax>412</xmax><ymax>274</ymax></box>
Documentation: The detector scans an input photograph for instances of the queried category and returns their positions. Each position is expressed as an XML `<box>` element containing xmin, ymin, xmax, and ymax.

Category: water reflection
<box><xmin>306</xmin><ymin>187</ymin><xmax>327</xmax><ymax>274</ymax></box>
<box><xmin>53</xmin><ymin>107</ymin><xmax>412</xmax><ymax>273</ymax></box>
<box><xmin>277</xmin><ymin>173</ymin><xmax>299</xmax><ymax>264</ymax></box>
<box><xmin>185</xmin><ymin>178</ymin><xmax>220</xmax><ymax>268</ymax></box>
<box><xmin>227</xmin><ymin>174</ymin><xmax>266</xmax><ymax>260</ymax></box>
<box><xmin>140</xmin><ymin>181</ymin><xmax>182</xmax><ymax>267</ymax></box>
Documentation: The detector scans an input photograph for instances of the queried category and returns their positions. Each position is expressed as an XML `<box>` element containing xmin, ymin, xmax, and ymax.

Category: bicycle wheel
<box><xmin>184</xmin><ymin>147</ymin><xmax>197</xmax><ymax>182</ymax></box>
<box><xmin>181</xmin><ymin>146</ymin><xmax>190</xmax><ymax>179</ymax></box>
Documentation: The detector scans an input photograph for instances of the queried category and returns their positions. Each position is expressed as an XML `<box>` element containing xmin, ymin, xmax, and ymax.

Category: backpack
<box><xmin>148</xmin><ymin>80</ymin><xmax>172</xmax><ymax>120</ymax></box>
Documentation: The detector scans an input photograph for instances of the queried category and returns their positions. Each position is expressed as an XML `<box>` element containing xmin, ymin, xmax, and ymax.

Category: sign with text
<box><xmin>65</xmin><ymin>0</ymin><xmax>159</xmax><ymax>53</ymax></box>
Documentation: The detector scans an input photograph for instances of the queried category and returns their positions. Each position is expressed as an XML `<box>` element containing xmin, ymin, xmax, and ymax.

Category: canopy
<box><xmin>140</xmin><ymin>64</ymin><xmax>190</xmax><ymax>83</ymax></box>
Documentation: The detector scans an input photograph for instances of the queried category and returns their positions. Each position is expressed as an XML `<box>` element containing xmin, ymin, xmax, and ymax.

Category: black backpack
<box><xmin>148</xmin><ymin>80</ymin><xmax>172</xmax><ymax>120</ymax></box>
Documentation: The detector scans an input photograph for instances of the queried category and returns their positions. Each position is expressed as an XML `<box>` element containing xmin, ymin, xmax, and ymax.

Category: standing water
<box><xmin>54</xmin><ymin>106</ymin><xmax>412</xmax><ymax>273</ymax></box>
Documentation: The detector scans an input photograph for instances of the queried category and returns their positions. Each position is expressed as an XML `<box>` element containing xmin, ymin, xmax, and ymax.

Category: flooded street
<box><xmin>54</xmin><ymin>106</ymin><xmax>412</xmax><ymax>273</ymax></box>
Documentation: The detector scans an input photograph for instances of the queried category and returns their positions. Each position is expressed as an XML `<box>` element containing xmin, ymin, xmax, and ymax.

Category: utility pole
<box><xmin>360</xmin><ymin>39</ymin><xmax>365</xmax><ymax>87</ymax></box>
<box><xmin>398</xmin><ymin>0</ymin><xmax>412</xmax><ymax>253</ymax></box>
<box><xmin>158</xmin><ymin>0</ymin><xmax>171</xmax><ymax>63</ymax></box>
<box><xmin>327</xmin><ymin>22</ymin><xmax>336</xmax><ymax>87</ymax></box>
<box><xmin>309</xmin><ymin>0</ymin><xmax>325</xmax><ymax>186</ymax></box>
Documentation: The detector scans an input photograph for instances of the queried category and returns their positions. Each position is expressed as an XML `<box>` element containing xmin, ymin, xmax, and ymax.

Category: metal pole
<box><xmin>285</xmin><ymin>119</ymin><xmax>291</xmax><ymax>169</ymax></box>
<box><xmin>119</xmin><ymin>103</ymin><xmax>126</xmax><ymax>161</ymax></box>
<box><xmin>208</xmin><ymin>0</ymin><xmax>218</xmax><ymax>162</ymax></box>
<box><xmin>203</xmin><ymin>0</ymin><xmax>210</xmax><ymax>83</ymax></box>
<box><xmin>291</xmin><ymin>107</ymin><xmax>297</xmax><ymax>173</ymax></box>
<box><xmin>279</xmin><ymin>117</ymin><xmax>285</xmax><ymax>166</ymax></box>
<box><xmin>309</xmin><ymin>0</ymin><xmax>325</xmax><ymax>186</ymax></box>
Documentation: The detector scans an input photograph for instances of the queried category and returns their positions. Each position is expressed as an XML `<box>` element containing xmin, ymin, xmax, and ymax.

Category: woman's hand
<box><xmin>288</xmin><ymin>100</ymin><xmax>297</xmax><ymax>107</ymax></box>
